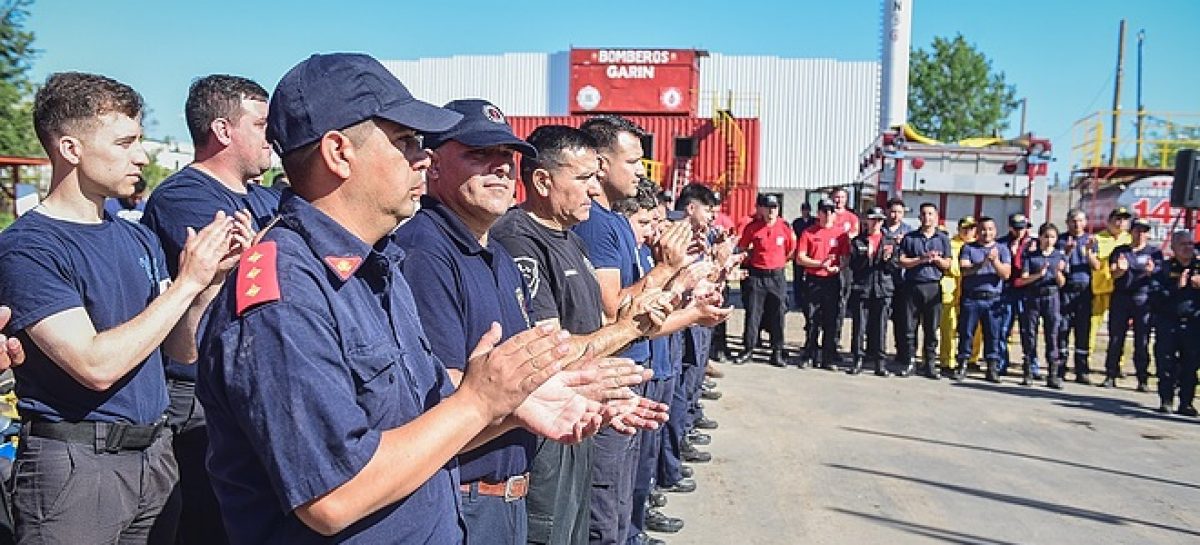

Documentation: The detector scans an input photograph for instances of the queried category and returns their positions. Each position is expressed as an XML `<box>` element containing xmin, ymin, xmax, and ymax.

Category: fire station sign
<box><xmin>569</xmin><ymin>48</ymin><xmax>700</xmax><ymax>116</ymax></box>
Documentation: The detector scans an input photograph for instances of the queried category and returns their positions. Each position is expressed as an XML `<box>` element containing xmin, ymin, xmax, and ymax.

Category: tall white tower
<box><xmin>880</xmin><ymin>0</ymin><xmax>912</xmax><ymax>131</ymax></box>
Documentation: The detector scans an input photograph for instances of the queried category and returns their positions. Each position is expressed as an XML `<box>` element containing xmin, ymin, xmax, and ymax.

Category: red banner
<box><xmin>569</xmin><ymin>49</ymin><xmax>700</xmax><ymax>116</ymax></box>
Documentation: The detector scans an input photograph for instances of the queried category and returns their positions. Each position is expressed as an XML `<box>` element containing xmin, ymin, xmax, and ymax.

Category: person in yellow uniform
<box><xmin>1089</xmin><ymin>207</ymin><xmax>1132</xmax><ymax>377</ymax></box>
<box><xmin>940</xmin><ymin>216</ymin><xmax>977</xmax><ymax>374</ymax></box>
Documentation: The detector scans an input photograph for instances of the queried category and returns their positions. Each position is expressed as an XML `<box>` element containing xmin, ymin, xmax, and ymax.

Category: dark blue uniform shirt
<box><xmin>637</xmin><ymin>245</ymin><xmax>672</xmax><ymax>380</ymax></box>
<box><xmin>572</xmin><ymin>200</ymin><xmax>650</xmax><ymax>362</ymax></box>
<box><xmin>1056</xmin><ymin>232</ymin><xmax>1095</xmax><ymax>288</ymax></box>
<box><xmin>0</xmin><ymin>211</ymin><xmax>170</xmax><ymax>424</ymax></box>
<box><xmin>900</xmin><ymin>229</ymin><xmax>952</xmax><ymax>284</ymax></box>
<box><xmin>1020</xmin><ymin>248</ymin><xmax>1066</xmax><ymax>290</ymax></box>
<box><xmin>959</xmin><ymin>242</ymin><xmax>1012</xmax><ymax>296</ymax></box>
<box><xmin>196</xmin><ymin>193</ymin><xmax>462</xmax><ymax>545</ymax></box>
<box><xmin>392</xmin><ymin>197</ymin><xmax>535</xmax><ymax>484</ymax></box>
<box><xmin>142</xmin><ymin>166</ymin><xmax>281</xmax><ymax>381</ymax></box>
<box><xmin>1110</xmin><ymin>244</ymin><xmax>1161</xmax><ymax>295</ymax></box>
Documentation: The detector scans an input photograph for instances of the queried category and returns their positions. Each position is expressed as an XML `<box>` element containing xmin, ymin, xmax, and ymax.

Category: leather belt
<box><xmin>965</xmin><ymin>291</ymin><xmax>999</xmax><ymax>300</ymax></box>
<box><xmin>26</xmin><ymin>415</ymin><xmax>168</xmax><ymax>453</ymax></box>
<box><xmin>460</xmin><ymin>473</ymin><xmax>529</xmax><ymax>502</ymax></box>
<box><xmin>746</xmin><ymin>266</ymin><xmax>785</xmax><ymax>277</ymax></box>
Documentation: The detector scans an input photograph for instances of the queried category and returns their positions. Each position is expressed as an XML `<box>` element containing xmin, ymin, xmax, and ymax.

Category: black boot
<box><xmin>1047</xmin><ymin>360</ymin><xmax>1063</xmax><ymax>389</ymax></box>
<box><xmin>769</xmin><ymin>348</ymin><xmax>786</xmax><ymax>368</ymax></box>
<box><xmin>847</xmin><ymin>357</ymin><xmax>863</xmax><ymax>375</ymax></box>
<box><xmin>1020</xmin><ymin>363</ymin><xmax>1032</xmax><ymax>386</ymax></box>
<box><xmin>873</xmin><ymin>360</ymin><xmax>888</xmax><ymax>377</ymax></box>
<box><xmin>925</xmin><ymin>360</ymin><xmax>941</xmax><ymax>380</ymax></box>
<box><xmin>898</xmin><ymin>359</ymin><xmax>915</xmax><ymax>377</ymax></box>
<box><xmin>985</xmin><ymin>361</ymin><xmax>1000</xmax><ymax>383</ymax></box>
<box><xmin>952</xmin><ymin>362</ymin><xmax>967</xmax><ymax>382</ymax></box>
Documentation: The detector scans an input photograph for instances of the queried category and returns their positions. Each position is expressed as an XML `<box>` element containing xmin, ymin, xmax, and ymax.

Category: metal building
<box><xmin>383</xmin><ymin>50</ymin><xmax>880</xmax><ymax>217</ymax></box>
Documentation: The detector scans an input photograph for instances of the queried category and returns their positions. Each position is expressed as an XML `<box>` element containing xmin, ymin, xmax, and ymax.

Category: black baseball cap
<box><xmin>817</xmin><ymin>198</ymin><xmax>836</xmax><ymax>212</ymax></box>
<box><xmin>267</xmin><ymin>53</ymin><xmax>462</xmax><ymax>156</ymax></box>
<box><xmin>1109</xmin><ymin>207</ymin><xmax>1132</xmax><ymax>219</ymax></box>
<box><xmin>866</xmin><ymin>207</ymin><xmax>886</xmax><ymax>219</ymax></box>
<box><xmin>756</xmin><ymin>194</ymin><xmax>780</xmax><ymax>207</ymax></box>
<box><xmin>1131</xmin><ymin>217</ymin><xmax>1152</xmax><ymax>231</ymax></box>
<box><xmin>1008</xmin><ymin>213</ymin><xmax>1029</xmax><ymax>229</ymax></box>
<box><xmin>424</xmin><ymin>99</ymin><xmax>536</xmax><ymax>156</ymax></box>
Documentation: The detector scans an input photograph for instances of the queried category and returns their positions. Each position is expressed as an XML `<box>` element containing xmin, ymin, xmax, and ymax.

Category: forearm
<box><xmin>995</xmin><ymin>263</ymin><xmax>1012</xmax><ymax>280</ymax></box>
<box><xmin>795</xmin><ymin>254</ymin><xmax>823</xmax><ymax>269</ymax></box>
<box><xmin>297</xmin><ymin>392</ymin><xmax>492</xmax><ymax>536</ymax></box>
<box><xmin>164</xmin><ymin>282</ymin><xmax>223</xmax><ymax>364</ymax></box>
<box><xmin>37</xmin><ymin>280</ymin><xmax>204</xmax><ymax>391</ymax></box>
<box><xmin>651</xmin><ymin>306</ymin><xmax>702</xmax><ymax>337</ymax></box>
<box><xmin>899</xmin><ymin>256</ymin><xmax>923</xmax><ymax>269</ymax></box>
<box><xmin>443</xmin><ymin>369</ymin><xmax>523</xmax><ymax>453</ymax></box>
<box><xmin>567</xmin><ymin>320</ymin><xmax>641</xmax><ymax>363</ymax></box>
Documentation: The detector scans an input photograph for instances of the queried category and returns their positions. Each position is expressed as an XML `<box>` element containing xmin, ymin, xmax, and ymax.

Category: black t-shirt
<box><xmin>491</xmin><ymin>208</ymin><xmax>604</xmax><ymax>336</ymax></box>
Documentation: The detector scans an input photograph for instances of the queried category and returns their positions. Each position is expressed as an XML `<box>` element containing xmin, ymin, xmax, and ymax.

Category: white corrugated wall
<box><xmin>381</xmin><ymin>53</ymin><xmax>564</xmax><ymax>116</ymax></box>
<box><xmin>381</xmin><ymin>52</ymin><xmax>880</xmax><ymax>192</ymax></box>
<box><xmin>698</xmin><ymin>54</ymin><xmax>879</xmax><ymax>191</ymax></box>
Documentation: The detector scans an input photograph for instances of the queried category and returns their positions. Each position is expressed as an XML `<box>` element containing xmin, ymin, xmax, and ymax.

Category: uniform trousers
<box><xmin>1058</xmin><ymin>285</ymin><xmax>1093</xmax><ymax>377</ymax></box>
<box><xmin>1020</xmin><ymin>290</ymin><xmax>1061</xmax><ymax>372</ymax></box>
<box><xmin>1104</xmin><ymin>292</ymin><xmax>1152</xmax><ymax>381</ymax></box>
<box><xmin>1154</xmin><ymin>317</ymin><xmax>1200</xmax><ymax>409</ymax></box>
<box><xmin>903</xmin><ymin>282</ymin><xmax>943</xmax><ymax>365</ymax></box>
<box><xmin>741</xmin><ymin>269</ymin><xmax>787</xmax><ymax>353</ymax></box>
<box><xmin>849</xmin><ymin>293</ymin><xmax>891</xmax><ymax>363</ymax></box>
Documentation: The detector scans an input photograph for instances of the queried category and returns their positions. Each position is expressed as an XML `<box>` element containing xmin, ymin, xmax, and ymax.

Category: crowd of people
<box><xmin>0</xmin><ymin>52</ymin><xmax>744</xmax><ymax>545</ymax></box>
<box><xmin>731</xmin><ymin>187</ymin><xmax>1200</xmax><ymax>417</ymax></box>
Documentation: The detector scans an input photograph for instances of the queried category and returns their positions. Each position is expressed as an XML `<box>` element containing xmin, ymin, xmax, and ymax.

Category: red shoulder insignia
<box><xmin>236</xmin><ymin>241</ymin><xmax>281</xmax><ymax>316</ymax></box>
<box><xmin>323</xmin><ymin>255</ymin><xmax>363</xmax><ymax>281</ymax></box>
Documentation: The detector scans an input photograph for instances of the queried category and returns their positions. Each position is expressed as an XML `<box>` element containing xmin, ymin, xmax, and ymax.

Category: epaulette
<box><xmin>236</xmin><ymin>241</ymin><xmax>281</xmax><ymax>315</ymax></box>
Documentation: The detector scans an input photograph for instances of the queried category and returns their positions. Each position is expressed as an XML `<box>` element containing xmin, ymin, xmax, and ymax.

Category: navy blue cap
<box><xmin>268</xmin><ymin>53</ymin><xmax>463</xmax><ymax>156</ymax></box>
<box><xmin>666</xmin><ymin>210</ymin><xmax>688</xmax><ymax>221</ymax></box>
<box><xmin>817</xmin><ymin>198</ymin><xmax>836</xmax><ymax>211</ymax></box>
<box><xmin>424</xmin><ymin>99</ymin><xmax>536</xmax><ymax>157</ymax></box>
<box><xmin>756</xmin><ymin>194</ymin><xmax>779</xmax><ymax>207</ymax></box>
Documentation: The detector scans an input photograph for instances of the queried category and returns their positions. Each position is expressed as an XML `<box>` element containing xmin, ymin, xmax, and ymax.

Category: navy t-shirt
<box><xmin>0</xmin><ymin>211</ymin><xmax>170</xmax><ymax>424</ymax></box>
<box><xmin>1110</xmin><ymin>244</ymin><xmax>1161</xmax><ymax>296</ymax></box>
<box><xmin>900</xmin><ymin>229</ymin><xmax>952</xmax><ymax>284</ymax></box>
<box><xmin>959</xmin><ymin>242</ymin><xmax>1012</xmax><ymax>295</ymax></box>
<box><xmin>142</xmin><ymin>165</ymin><xmax>281</xmax><ymax>381</ymax></box>
<box><xmin>1056</xmin><ymin>232</ymin><xmax>1095</xmax><ymax>288</ymax></box>
<box><xmin>197</xmin><ymin>193</ymin><xmax>462</xmax><ymax>544</ymax></box>
<box><xmin>1020</xmin><ymin>248</ymin><xmax>1067</xmax><ymax>291</ymax></box>
<box><xmin>638</xmin><ymin>245</ymin><xmax>672</xmax><ymax>380</ymax></box>
<box><xmin>572</xmin><ymin>201</ymin><xmax>651</xmax><ymax>363</ymax></box>
<box><xmin>392</xmin><ymin>198</ymin><xmax>536</xmax><ymax>484</ymax></box>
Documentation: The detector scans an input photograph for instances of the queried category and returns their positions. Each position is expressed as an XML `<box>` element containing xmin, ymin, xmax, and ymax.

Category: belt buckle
<box><xmin>504</xmin><ymin>474</ymin><xmax>527</xmax><ymax>503</ymax></box>
<box><xmin>103</xmin><ymin>422</ymin><xmax>129</xmax><ymax>453</ymax></box>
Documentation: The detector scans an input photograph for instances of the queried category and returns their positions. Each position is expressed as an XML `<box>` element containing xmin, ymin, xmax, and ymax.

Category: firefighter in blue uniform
<box><xmin>1014</xmin><ymin>223</ymin><xmax>1067</xmax><ymax>388</ymax></box>
<box><xmin>1150</xmin><ymin>230</ymin><xmax>1200</xmax><ymax>417</ymax></box>
<box><xmin>1102</xmin><ymin>217</ymin><xmax>1160</xmax><ymax>390</ymax></box>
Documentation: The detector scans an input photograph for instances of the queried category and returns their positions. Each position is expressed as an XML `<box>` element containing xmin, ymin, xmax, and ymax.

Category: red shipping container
<box><xmin>507</xmin><ymin>115</ymin><xmax>760</xmax><ymax>221</ymax></box>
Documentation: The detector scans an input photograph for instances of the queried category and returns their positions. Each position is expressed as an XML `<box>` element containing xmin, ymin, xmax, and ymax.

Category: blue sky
<box><xmin>25</xmin><ymin>0</ymin><xmax>1200</xmax><ymax>182</ymax></box>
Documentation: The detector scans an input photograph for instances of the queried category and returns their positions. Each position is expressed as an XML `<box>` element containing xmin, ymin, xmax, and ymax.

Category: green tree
<box><xmin>908</xmin><ymin>34</ymin><xmax>1018</xmax><ymax>142</ymax></box>
<box><xmin>141</xmin><ymin>151</ymin><xmax>175</xmax><ymax>190</ymax></box>
<box><xmin>0</xmin><ymin>0</ymin><xmax>40</xmax><ymax>156</ymax></box>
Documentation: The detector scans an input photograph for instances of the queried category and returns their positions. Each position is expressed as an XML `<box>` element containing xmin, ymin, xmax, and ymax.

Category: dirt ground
<box><xmin>654</xmin><ymin>308</ymin><xmax>1200</xmax><ymax>545</ymax></box>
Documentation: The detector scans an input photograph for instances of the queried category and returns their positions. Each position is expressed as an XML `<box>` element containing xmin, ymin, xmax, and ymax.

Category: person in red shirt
<box><xmin>830</xmin><ymin>187</ymin><xmax>860</xmax><ymax>357</ymax></box>
<box><xmin>795</xmin><ymin>199</ymin><xmax>851</xmax><ymax>369</ymax></box>
<box><xmin>733</xmin><ymin>193</ymin><xmax>796</xmax><ymax>366</ymax></box>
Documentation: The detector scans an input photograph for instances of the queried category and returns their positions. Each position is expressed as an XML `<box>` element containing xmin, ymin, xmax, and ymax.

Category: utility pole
<box><xmin>1135</xmin><ymin>29</ymin><xmax>1146</xmax><ymax>167</ymax></box>
<box><xmin>1109</xmin><ymin>20</ymin><xmax>1126</xmax><ymax>166</ymax></box>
